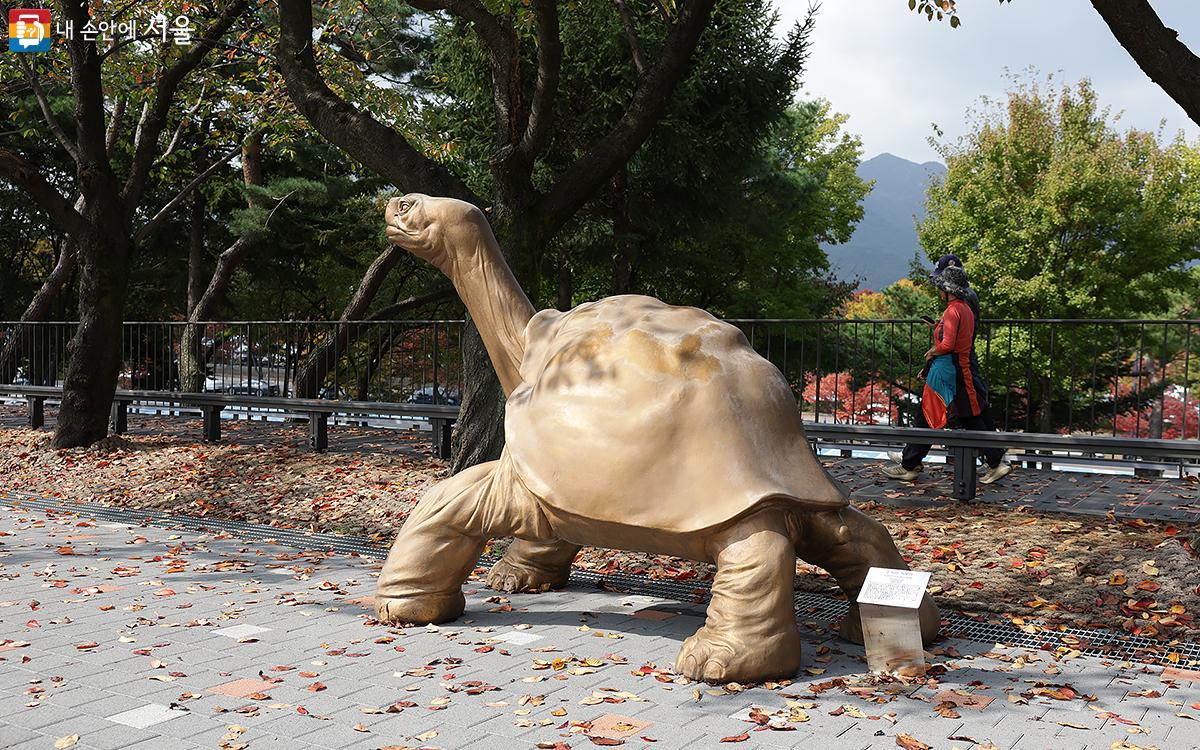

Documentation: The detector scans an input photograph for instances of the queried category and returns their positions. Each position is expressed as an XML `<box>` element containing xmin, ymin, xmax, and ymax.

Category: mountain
<box><xmin>825</xmin><ymin>153</ymin><xmax>946</xmax><ymax>293</ymax></box>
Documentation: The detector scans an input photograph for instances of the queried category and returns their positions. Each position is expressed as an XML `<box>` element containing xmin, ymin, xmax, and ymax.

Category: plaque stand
<box><xmin>856</xmin><ymin>567</ymin><xmax>933</xmax><ymax>677</ymax></box>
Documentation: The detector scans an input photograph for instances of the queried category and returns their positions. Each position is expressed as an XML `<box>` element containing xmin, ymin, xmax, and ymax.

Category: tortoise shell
<box><xmin>504</xmin><ymin>295</ymin><xmax>849</xmax><ymax>534</ymax></box>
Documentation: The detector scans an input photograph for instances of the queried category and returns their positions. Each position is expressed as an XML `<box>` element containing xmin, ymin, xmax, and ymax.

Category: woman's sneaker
<box><xmin>980</xmin><ymin>462</ymin><xmax>1013</xmax><ymax>485</ymax></box>
<box><xmin>886</xmin><ymin>451</ymin><xmax>921</xmax><ymax>469</ymax></box>
<box><xmin>882</xmin><ymin>464</ymin><xmax>921</xmax><ymax>481</ymax></box>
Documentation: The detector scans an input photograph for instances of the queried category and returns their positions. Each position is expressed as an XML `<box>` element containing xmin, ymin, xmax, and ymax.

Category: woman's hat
<box><xmin>933</xmin><ymin>254</ymin><xmax>964</xmax><ymax>275</ymax></box>
<box><xmin>932</xmin><ymin>265</ymin><xmax>969</xmax><ymax>298</ymax></box>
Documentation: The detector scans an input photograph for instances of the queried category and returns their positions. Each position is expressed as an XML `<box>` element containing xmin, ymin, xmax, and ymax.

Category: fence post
<box><xmin>432</xmin><ymin>418</ymin><xmax>453</xmax><ymax>460</ymax></box>
<box><xmin>202</xmin><ymin>405</ymin><xmax>221</xmax><ymax>442</ymax></box>
<box><xmin>27</xmin><ymin>397</ymin><xmax>44</xmax><ymax>429</ymax></box>
<box><xmin>110</xmin><ymin>400</ymin><xmax>128</xmax><ymax>434</ymax></box>
<box><xmin>309</xmin><ymin>412</ymin><xmax>328</xmax><ymax>452</ymax></box>
<box><xmin>950</xmin><ymin>445</ymin><xmax>977</xmax><ymax>501</ymax></box>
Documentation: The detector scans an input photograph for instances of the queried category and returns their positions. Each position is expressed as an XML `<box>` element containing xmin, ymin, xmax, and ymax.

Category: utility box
<box><xmin>856</xmin><ymin>567</ymin><xmax>932</xmax><ymax>678</ymax></box>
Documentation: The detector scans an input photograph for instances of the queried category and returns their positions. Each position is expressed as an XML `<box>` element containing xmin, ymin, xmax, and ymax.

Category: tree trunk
<box><xmin>294</xmin><ymin>246</ymin><xmax>406</xmax><ymax>397</ymax></box>
<box><xmin>610</xmin><ymin>167</ymin><xmax>637</xmax><ymax>295</ymax></box>
<box><xmin>0</xmin><ymin>243</ymin><xmax>77</xmax><ymax>383</ymax></box>
<box><xmin>450</xmin><ymin>322</ymin><xmax>507</xmax><ymax>470</ymax></box>
<box><xmin>53</xmin><ymin>227</ymin><xmax>132</xmax><ymax>448</ymax></box>
<box><xmin>1148</xmin><ymin>362</ymin><xmax>1164</xmax><ymax>439</ymax></box>
<box><xmin>181</xmin><ymin>190</ymin><xmax>208</xmax><ymax>392</ymax></box>
<box><xmin>181</xmin><ymin>134</ymin><xmax>262</xmax><ymax>392</ymax></box>
<box><xmin>556</xmin><ymin>260</ymin><xmax>572</xmax><ymax>311</ymax></box>
<box><xmin>1039</xmin><ymin>375</ymin><xmax>1054</xmax><ymax>433</ymax></box>
<box><xmin>180</xmin><ymin>238</ymin><xmax>249</xmax><ymax>392</ymax></box>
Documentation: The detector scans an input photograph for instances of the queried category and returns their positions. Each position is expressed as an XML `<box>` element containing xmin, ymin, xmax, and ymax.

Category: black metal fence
<box><xmin>2</xmin><ymin>318</ymin><xmax>1197</xmax><ymax>439</ymax></box>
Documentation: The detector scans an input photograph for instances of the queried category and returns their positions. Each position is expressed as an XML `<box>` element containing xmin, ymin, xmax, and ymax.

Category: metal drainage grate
<box><xmin>5</xmin><ymin>492</ymin><xmax>1199</xmax><ymax>668</ymax></box>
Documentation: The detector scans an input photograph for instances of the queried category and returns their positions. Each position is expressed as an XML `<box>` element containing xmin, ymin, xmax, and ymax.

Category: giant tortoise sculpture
<box><xmin>375</xmin><ymin>194</ymin><xmax>939</xmax><ymax>683</ymax></box>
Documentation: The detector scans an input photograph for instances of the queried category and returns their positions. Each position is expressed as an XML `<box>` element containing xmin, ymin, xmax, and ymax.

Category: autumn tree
<box><xmin>278</xmin><ymin>0</ymin><xmax>739</xmax><ymax>471</ymax></box>
<box><xmin>0</xmin><ymin>0</ymin><xmax>252</xmax><ymax>447</ymax></box>
<box><xmin>918</xmin><ymin>75</ymin><xmax>1200</xmax><ymax>431</ymax></box>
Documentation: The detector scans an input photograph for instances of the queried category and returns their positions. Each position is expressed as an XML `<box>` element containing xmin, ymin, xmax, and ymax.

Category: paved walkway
<box><xmin>3</xmin><ymin>499</ymin><xmax>1199</xmax><ymax>750</ymax></box>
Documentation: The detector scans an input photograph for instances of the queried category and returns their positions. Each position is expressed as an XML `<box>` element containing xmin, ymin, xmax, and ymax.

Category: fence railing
<box><xmin>2</xmin><ymin>318</ymin><xmax>1197</xmax><ymax>440</ymax></box>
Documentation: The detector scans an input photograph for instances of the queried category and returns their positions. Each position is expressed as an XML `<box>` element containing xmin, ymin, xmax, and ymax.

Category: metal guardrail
<box><xmin>2</xmin><ymin>317</ymin><xmax>1197</xmax><ymax>441</ymax></box>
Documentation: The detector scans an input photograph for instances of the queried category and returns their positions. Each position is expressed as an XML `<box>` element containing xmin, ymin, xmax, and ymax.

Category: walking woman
<box><xmin>882</xmin><ymin>265</ymin><xmax>1012</xmax><ymax>486</ymax></box>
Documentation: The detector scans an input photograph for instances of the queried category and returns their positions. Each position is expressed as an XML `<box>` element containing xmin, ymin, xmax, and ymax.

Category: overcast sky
<box><xmin>775</xmin><ymin>0</ymin><xmax>1200</xmax><ymax>164</ymax></box>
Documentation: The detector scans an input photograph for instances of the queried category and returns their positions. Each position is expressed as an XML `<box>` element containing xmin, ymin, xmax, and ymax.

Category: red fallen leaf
<box><xmin>26</xmin><ymin>620</ymin><xmax>39</xmax><ymax>628</ymax></box>
<box><xmin>269</xmin><ymin>666</ymin><xmax>295</xmax><ymax>672</ymax></box>
<box><xmin>385</xmin><ymin>701</ymin><xmax>417</xmax><ymax>712</ymax></box>
<box><xmin>474</xmin><ymin>646</ymin><xmax>494</xmax><ymax>653</ymax></box>
<box><xmin>298</xmin><ymin>672</ymin><xmax>319</xmax><ymax>678</ymax></box>
<box><xmin>57</xmin><ymin>546</ymin><xmax>75</xmax><ymax>555</ymax></box>
<box><xmin>748</xmin><ymin>708</ymin><xmax>771</xmax><ymax>725</ymax></box>
<box><xmin>589</xmin><ymin>738</ymin><xmax>625</xmax><ymax>746</ymax></box>
<box><xmin>296</xmin><ymin>706</ymin><xmax>309</xmax><ymax>715</ymax></box>
<box><xmin>1136</xmin><ymin>580</ymin><xmax>1160</xmax><ymax>592</ymax></box>
<box><xmin>154</xmin><ymin>589</ymin><xmax>176</xmax><ymax>597</ymax></box>
<box><xmin>75</xmin><ymin>642</ymin><xmax>99</xmax><ymax>650</ymax></box>
<box><xmin>896</xmin><ymin>734</ymin><xmax>931</xmax><ymax>750</ymax></box>
<box><xmin>307</xmin><ymin>682</ymin><xmax>326</xmax><ymax>692</ymax></box>
<box><xmin>720</xmin><ymin>733</ymin><xmax>750</xmax><ymax>743</ymax></box>
<box><xmin>641</xmin><ymin>738</ymin><xmax>657</xmax><ymax>743</ymax></box>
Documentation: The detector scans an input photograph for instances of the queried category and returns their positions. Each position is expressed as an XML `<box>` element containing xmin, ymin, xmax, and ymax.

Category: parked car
<box><xmin>318</xmin><ymin>386</ymin><xmax>349</xmax><ymax>401</ymax></box>
<box><xmin>226</xmin><ymin>380</ymin><xmax>279</xmax><ymax>397</ymax></box>
<box><xmin>406</xmin><ymin>386</ymin><xmax>460</xmax><ymax>406</ymax></box>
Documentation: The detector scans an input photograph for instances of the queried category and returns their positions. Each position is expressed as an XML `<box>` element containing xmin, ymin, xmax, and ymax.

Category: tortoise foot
<box><xmin>485</xmin><ymin>546</ymin><xmax>573</xmax><ymax>593</ymax></box>
<box><xmin>675</xmin><ymin>625</ymin><xmax>801</xmax><ymax>684</ymax></box>
<box><xmin>375</xmin><ymin>591</ymin><xmax>464</xmax><ymax>625</ymax></box>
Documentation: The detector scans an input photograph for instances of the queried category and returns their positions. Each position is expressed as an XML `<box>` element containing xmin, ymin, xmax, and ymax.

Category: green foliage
<box><xmin>920</xmin><ymin>75</ymin><xmax>1199</xmax><ymax>320</ymax></box>
<box><xmin>916</xmin><ymin>74</ymin><xmax>1200</xmax><ymax>430</ymax></box>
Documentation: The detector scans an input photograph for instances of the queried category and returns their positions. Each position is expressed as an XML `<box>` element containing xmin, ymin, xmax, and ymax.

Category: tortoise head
<box><xmin>385</xmin><ymin>194</ymin><xmax>491</xmax><ymax>277</ymax></box>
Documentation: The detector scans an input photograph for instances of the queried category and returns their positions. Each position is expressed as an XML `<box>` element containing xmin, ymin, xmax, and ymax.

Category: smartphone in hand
<box><xmin>920</xmin><ymin>315</ymin><xmax>936</xmax><ymax>327</ymax></box>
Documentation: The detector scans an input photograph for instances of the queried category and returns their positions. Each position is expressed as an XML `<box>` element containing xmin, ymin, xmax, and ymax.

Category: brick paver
<box><xmin>3</xmin><ymin>499</ymin><xmax>1199</xmax><ymax>749</ymax></box>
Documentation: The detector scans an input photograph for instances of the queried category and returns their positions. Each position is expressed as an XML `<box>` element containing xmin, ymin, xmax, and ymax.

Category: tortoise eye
<box><xmin>398</xmin><ymin>200</ymin><xmax>411</xmax><ymax>212</ymax></box>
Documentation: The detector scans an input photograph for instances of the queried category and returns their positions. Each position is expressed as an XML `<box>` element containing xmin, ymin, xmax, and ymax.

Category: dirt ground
<box><xmin>2</xmin><ymin>421</ymin><xmax>1196</xmax><ymax>643</ymax></box>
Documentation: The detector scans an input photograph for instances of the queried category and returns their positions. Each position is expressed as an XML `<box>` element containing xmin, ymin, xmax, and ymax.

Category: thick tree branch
<box><xmin>612</xmin><ymin>0</ymin><xmax>647</xmax><ymax>74</ymax></box>
<box><xmin>538</xmin><ymin>0</ymin><xmax>716</xmax><ymax>233</ymax></box>
<box><xmin>122</xmin><ymin>0</ymin><xmax>250</xmax><ymax>208</ymax></box>
<box><xmin>17</xmin><ymin>58</ymin><xmax>80</xmax><ymax>164</ymax></box>
<box><xmin>408</xmin><ymin>0</ymin><xmax>522</xmax><ymax>159</ymax></box>
<box><xmin>367</xmin><ymin>285</ymin><xmax>455</xmax><ymax>320</ymax></box>
<box><xmin>105</xmin><ymin>97</ymin><xmax>127</xmax><ymax>158</ymax></box>
<box><xmin>277</xmin><ymin>0</ymin><xmax>480</xmax><ymax>203</ymax></box>
<box><xmin>1090</xmin><ymin>0</ymin><xmax>1200</xmax><ymax>126</ymax></box>
<box><xmin>0</xmin><ymin>149</ymin><xmax>85</xmax><ymax>237</ymax></box>
<box><xmin>134</xmin><ymin>147</ymin><xmax>239</xmax><ymax>245</ymax></box>
<box><xmin>518</xmin><ymin>0</ymin><xmax>562</xmax><ymax>159</ymax></box>
<box><xmin>61</xmin><ymin>0</ymin><xmax>114</xmax><ymax>184</ymax></box>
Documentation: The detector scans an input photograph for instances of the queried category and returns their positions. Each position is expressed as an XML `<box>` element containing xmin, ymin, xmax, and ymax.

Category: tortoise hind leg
<box><xmin>797</xmin><ymin>506</ymin><xmax>940</xmax><ymax>645</ymax></box>
<box><xmin>675</xmin><ymin>508</ymin><xmax>801</xmax><ymax>683</ymax></box>
<box><xmin>375</xmin><ymin>457</ymin><xmax>551</xmax><ymax>625</ymax></box>
<box><xmin>487</xmin><ymin>539</ymin><xmax>582</xmax><ymax>593</ymax></box>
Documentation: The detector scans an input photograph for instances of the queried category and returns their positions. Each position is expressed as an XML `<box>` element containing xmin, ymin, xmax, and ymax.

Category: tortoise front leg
<box><xmin>486</xmin><ymin>539</ymin><xmax>581</xmax><ymax>593</ymax></box>
<box><xmin>375</xmin><ymin>457</ymin><xmax>552</xmax><ymax>625</ymax></box>
<box><xmin>796</xmin><ymin>506</ymin><xmax>940</xmax><ymax>645</ymax></box>
<box><xmin>675</xmin><ymin>509</ymin><xmax>801</xmax><ymax>683</ymax></box>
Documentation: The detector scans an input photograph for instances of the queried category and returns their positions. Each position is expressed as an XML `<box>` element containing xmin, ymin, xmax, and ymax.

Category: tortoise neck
<box><xmin>447</xmin><ymin>228</ymin><xmax>535</xmax><ymax>396</ymax></box>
